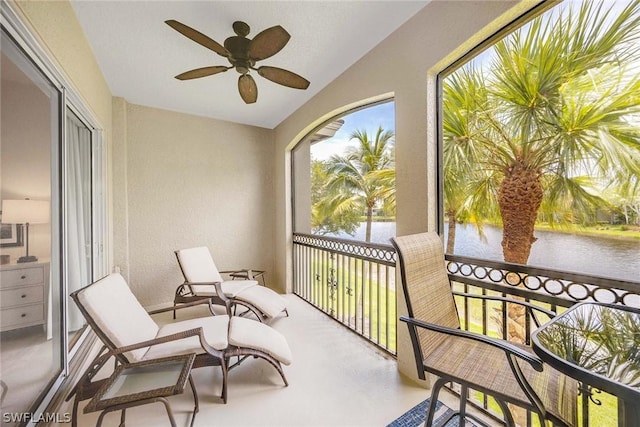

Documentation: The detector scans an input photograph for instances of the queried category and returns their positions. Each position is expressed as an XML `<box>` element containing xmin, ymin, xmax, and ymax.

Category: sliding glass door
<box><xmin>0</xmin><ymin>28</ymin><xmax>63</xmax><ymax>422</ymax></box>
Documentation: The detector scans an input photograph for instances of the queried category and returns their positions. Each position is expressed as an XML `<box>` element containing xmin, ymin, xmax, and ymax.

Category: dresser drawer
<box><xmin>1</xmin><ymin>285</ymin><xmax>44</xmax><ymax>308</ymax></box>
<box><xmin>0</xmin><ymin>304</ymin><xmax>44</xmax><ymax>329</ymax></box>
<box><xmin>0</xmin><ymin>267</ymin><xmax>44</xmax><ymax>288</ymax></box>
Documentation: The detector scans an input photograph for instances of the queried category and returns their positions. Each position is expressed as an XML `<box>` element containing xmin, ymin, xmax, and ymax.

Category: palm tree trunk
<box><xmin>498</xmin><ymin>161</ymin><xmax>543</xmax><ymax>345</ymax></box>
<box><xmin>446</xmin><ymin>209</ymin><xmax>457</xmax><ymax>253</ymax></box>
<box><xmin>498</xmin><ymin>161</ymin><xmax>543</xmax><ymax>265</ymax></box>
<box><xmin>365</xmin><ymin>206</ymin><xmax>373</xmax><ymax>243</ymax></box>
<box><xmin>498</xmin><ymin>162</ymin><xmax>544</xmax><ymax>426</ymax></box>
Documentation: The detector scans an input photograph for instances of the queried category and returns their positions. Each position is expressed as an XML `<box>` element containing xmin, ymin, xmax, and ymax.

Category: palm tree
<box><xmin>444</xmin><ymin>0</ymin><xmax>640</xmax><ymax>264</ymax></box>
<box><xmin>444</xmin><ymin>1</ymin><xmax>640</xmax><ymax>349</ymax></box>
<box><xmin>324</xmin><ymin>126</ymin><xmax>395</xmax><ymax>243</ymax></box>
<box><xmin>311</xmin><ymin>160</ymin><xmax>361</xmax><ymax>236</ymax></box>
<box><xmin>442</xmin><ymin>67</ymin><xmax>501</xmax><ymax>252</ymax></box>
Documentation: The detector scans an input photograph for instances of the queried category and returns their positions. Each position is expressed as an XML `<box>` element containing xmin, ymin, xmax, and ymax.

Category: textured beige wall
<box><xmin>274</xmin><ymin>0</ymin><xmax>533</xmax><ymax>383</ymax></box>
<box><xmin>116</xmin><ymin>103</ymin><xmax>276</xmax><ymax>307</ymax></box>
<box><xmin>14</xmin><ymin>1</ymin><xmax>112</xmax><ymax>129</ymax></box>
<box><xmin>292</xmin><ymin>139</ymin><xmax>311</xmax><ymax>234</ymax></box>
<box><xmin>111</xmin><ymin>97</ymin><xmax>130</xmax><ymax>281</ymax></box>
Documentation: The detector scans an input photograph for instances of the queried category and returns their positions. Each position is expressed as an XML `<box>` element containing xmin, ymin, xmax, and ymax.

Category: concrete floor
<box><xmin>63</xmin><ymin>295</ymin><xmax>488</xmax><ymax>427</ymax></box>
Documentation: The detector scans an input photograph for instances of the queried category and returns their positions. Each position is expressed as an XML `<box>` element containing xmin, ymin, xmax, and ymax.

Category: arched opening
<box><xmin>292</xmin><ymin>99</ymin><xmax>396</xmax><ymax>244</ymax></box>
<box><xmin>288</xmin><ymin>97</ymin><xmax>398</xmax><ymax>354</ymax></box>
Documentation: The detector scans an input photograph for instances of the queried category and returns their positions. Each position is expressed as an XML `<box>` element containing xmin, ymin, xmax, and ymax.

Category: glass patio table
<box><xmin>84</xmin><ymin>353</ymin><xmax>198</xmax><ymax>427</ymax></box>
<box><xmin>531</xmin><ymin>302</ymin><xmax>640</xmax><ymax>427</ymax></box>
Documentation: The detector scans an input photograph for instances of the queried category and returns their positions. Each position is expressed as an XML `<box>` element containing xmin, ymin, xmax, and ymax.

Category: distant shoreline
<box><xmin>441</xmin><ymin>220</ymin><xmax>640</xmax><ymax>241</ymax></box>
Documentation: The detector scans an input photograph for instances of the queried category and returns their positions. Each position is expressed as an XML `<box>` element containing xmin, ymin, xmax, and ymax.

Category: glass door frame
<box><xmin>1</xmin><ymin>3</ymin><xmax>109</xmax><ymax>422</ymax></box>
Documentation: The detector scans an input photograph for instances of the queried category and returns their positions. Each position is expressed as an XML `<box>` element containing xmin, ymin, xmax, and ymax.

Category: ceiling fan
<box><xmin>166</xmin><ymin>19</ymin><xmax>310</xmax><ymax>104</ymax></box>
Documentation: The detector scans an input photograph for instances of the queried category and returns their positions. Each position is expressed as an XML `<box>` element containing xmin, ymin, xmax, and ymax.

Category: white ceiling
<box><xmin>70</xmin><ymin>1</ymin><xmax>428</xmax><ymax>129</ymax></box>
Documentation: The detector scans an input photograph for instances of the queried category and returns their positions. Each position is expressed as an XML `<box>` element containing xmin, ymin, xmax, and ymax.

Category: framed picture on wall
<box><xmin>0</xmin><ymin>212</ymin><xmax>24</xmax><ymax>247</ymax></box>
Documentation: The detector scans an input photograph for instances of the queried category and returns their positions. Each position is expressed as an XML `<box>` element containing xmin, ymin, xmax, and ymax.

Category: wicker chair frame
<box><xmin>174</xmin><ymin>250</ymin><xmax>288</xmax><ymax>323</ymax></box>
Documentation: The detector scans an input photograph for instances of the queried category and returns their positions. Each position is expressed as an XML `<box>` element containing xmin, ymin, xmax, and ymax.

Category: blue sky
<box><xmin>310</xmin><ymin>101</ymin><xmax>395</xmax><ymax>161</ymax></box>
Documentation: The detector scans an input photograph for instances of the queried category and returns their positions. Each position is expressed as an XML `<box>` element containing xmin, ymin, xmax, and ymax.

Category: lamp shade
<box><xmin>2</xmin><ymin>199</ymin><xmax>50</xmax><ymax>224</ymax></box>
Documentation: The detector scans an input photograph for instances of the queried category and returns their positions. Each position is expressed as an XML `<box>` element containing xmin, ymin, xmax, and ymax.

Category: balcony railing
<box><xmin>293</xmin><ymin>232</ymin><xmax>397</xmax><ymax>354</ymax></box>
<box><xmin>292</xmin><ymin>232</ymin><xmax>640</xmax><ymax>426</ymax></box>
<box><xmin>446</xmin><ymin>254</ymin><xmax>640</xmax><ymax>427</ymax></box>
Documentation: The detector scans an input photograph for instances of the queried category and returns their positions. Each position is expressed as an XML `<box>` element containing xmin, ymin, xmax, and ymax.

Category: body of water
<box><xmin>324</xmin><ymin>222</ymin><xmax>639</xmax><ymax>282</ymax></box>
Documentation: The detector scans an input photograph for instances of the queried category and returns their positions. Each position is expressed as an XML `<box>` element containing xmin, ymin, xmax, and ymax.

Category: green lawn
<box><xmin>297</xmin><ymin>254</ymin><xmax>397</xmax><ymax>352</ymax></box>
<box><xmin>535</xmin><ymin>223</ymin><xmax>640</xmax><ymax>240</ymax></box>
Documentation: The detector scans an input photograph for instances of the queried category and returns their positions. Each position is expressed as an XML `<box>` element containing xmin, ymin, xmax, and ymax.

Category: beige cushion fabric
<box><xmin>76</xmin><ymin>273</ymin><xmax>159</xmax><ymax>362</ymax></box>
<box><xmin>189</xmin><ymin>280</ymin><xmax>257</xmax><ymax>298</ymax></box>
<box><xmin>235</xmin><ymin>285</ymin><xmax>288</xmax><ymax>318</ymax></box>
<box><xmin>177</xmin><ymin>246</ymin><xmax>286</xmax><ymax>318</ymax></box>
<box><xmin>144</xmin><ymin>315</ymin><xmax>230</xmax><ymax>360</ymax></box>
<box><xmin>176</xmin><ymin>246</ymin><xmax>224</xmax><ymax>283</ymax></box>
<box><xmin>228</xmin><ymin>316</ymin><xmax>293</xmax><ymax>365</ymax></box>
<box><xmin>221</xmin><ymin>280</ymin><xmax>258</xmax><ymax>297</ymax></box>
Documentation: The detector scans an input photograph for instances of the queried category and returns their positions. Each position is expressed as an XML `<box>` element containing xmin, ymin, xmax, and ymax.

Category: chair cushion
<box><xmin>228</xmin><ymin>316</ymin><xmax>293</xmax><ymax>365</ymax></box>
<box><xmin>75</xmin><ymin>273</ymin><xmax>159</xmax><ymax>362</ymax></box>
<box><xmin>189</xmin><ymin>280</ymin><xmax>257</xmax><ymax>298</ymax></box>
<box><xmin>144</xmin><ymin>315</ymin><xmax>230</xmax><ymax>360</ymax></box>
<box><xmin>235</xmin><ymin>285</ymin><xmax>288</xmax><ymax>318</ymax></box>
<box><xmin>177</xmin><ymin>246</ymin><xmax>224</xmax><ymax>283</ymax></box>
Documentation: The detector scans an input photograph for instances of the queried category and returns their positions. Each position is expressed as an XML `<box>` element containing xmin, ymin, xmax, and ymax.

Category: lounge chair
<box><xmin>69</xmin><ymin>272</ymin><xmax>292</xmax><ymax>417</ymax></box>
<box><xmin>174</xmin><ymin>246</ymin><xmax>288</xmax><ymax>323</ymax></box>
<box><xmin>391</xmin><ymin>232</ymin><xmax>577</xmax><ymax>427</ymax></box>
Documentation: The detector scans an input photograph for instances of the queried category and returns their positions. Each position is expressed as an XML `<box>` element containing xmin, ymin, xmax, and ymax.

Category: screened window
<box><xmin>439</xmin><ymin>0</ymin><xmax>640</xmax><ymax>282</ymax></box>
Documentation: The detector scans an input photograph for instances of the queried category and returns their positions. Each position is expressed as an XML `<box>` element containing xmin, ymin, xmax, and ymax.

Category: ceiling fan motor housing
<box><xmin>224</xmin><ymin>36</ymin><xmax>254</xmax><ymax>74</ymax></box>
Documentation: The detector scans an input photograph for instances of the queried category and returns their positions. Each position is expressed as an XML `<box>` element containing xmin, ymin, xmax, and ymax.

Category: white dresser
<box><xmin>0</xmin><ymin>261</ymin><xmax>49</xmax><ymax>332</ymax></box>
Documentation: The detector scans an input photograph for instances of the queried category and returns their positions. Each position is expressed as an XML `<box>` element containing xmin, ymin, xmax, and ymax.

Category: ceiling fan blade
<box><xmin>175</xmin><ymin>66</ymin><xmax>229</xmax><ymax>80</ymax></box>
<box><xmin>238</xmin><ymin>74</ymin><xmax>257</xmax><ymax>104</ymax></box>
<box><xmin>257</xmin><ymin>66</ymin><xmax>310</xmax><ymax>90</ymax></box>
<box><xmin>248</xmin><ymin>26</ymin><xmax>290</xmax><ymax>61</ymax></box>
<box><xmin>165</xmin><ymin>20</ymin><xmax>228</xmax><ymax>57</ymax></box>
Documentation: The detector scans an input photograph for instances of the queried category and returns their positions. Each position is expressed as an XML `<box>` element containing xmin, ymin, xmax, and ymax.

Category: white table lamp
<box><xmin>2</xmin><ymin>199</ymin><xmax>50</xmax><ymax>263</ymax></box>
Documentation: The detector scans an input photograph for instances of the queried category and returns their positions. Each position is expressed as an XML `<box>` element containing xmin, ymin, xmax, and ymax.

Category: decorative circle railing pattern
<box><xmin>293</xmin><ymin>233</ymin><xmax>396</xmax><ymax>266</ymax></box>
<box><xmin>292</xmin><ymin>233</ymin><xmax>638</xmax><ymax>427</ymax></box>
<box><xmin>445</xmin><ymin>254</ymin><xmax>640</xmax><ymax>308</ymax></box>
<box><xmin>293</xmin><ymin>233</ymin><xmax>638</xmax><ymax>308</ymax></box>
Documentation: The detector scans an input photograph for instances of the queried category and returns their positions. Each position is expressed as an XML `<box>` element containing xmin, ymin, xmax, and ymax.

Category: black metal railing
<box><xmin>446</xmin><ymin>253</ymin><xmax>639</xmax><ymax>427</ymax></box>
<box><xmin>292</xmin><ymin>232</ymin><xmax>640</xmax><ymax>426</ymax></box>
<box><xmin>293</xmin><ymin>232</ymin><xmax>397</xmax><ymax>354</ymax></box>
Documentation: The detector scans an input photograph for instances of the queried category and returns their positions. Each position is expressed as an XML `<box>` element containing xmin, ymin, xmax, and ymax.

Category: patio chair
<box><xmin>174</xmin><ymin>246</ymin><xmax>288</xmax><ymax>323</ymax></box>
<box><xmin>69</xmin><ymin>273</ymin><xmax>292</xmax><ymax>415</ymax></box>
<box><xmin>391</xmin><ymin>232</ymin><xmax>577</xmax><ymax>427</ymax></box>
